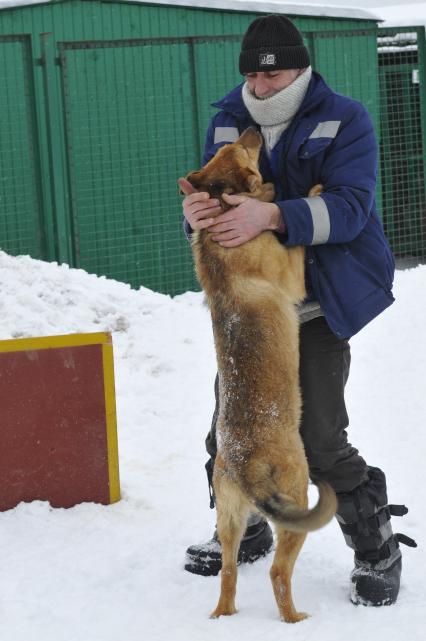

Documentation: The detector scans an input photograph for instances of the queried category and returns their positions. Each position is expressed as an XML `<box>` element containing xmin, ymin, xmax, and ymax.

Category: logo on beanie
<box><xmin>259</xmin><ymin>53</ymin><xmax>276</xmax><ymax>66</ymax></box>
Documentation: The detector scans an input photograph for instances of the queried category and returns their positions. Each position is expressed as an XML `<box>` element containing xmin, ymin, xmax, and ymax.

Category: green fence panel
<box><xmin>192</xmin><ymin>35</ymin><xmax>242</xmax><ymax>155</ymax></box>
<box><xmin>0</xmin><ymin>35</ymin><xmax>44</xmax><ymax>258</ymax></box>
<box><xmin>310</xmin><ymin>28</ymin><xmax>385</xmax><ymax>219</ymax></box>
<box><xmin>378</xmin><ymin>27</ymin><xmax>426</xmax><ymax>258</ymax></box>
<box><xmin>311</xmin><ymin>29</ymin><xmax>380</xmax><ymax>129</ymax></box>
<box><xmin>59</xmin><ymin>38</ymin><xmax>200</xmax><ymax>294</ymax></box>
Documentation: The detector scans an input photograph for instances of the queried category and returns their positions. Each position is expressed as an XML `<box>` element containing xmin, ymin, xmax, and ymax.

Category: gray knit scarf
<box><xmin>242</xmin><ymin>66</ymin><xmax>312</xmax><ymax>155</ymax></box>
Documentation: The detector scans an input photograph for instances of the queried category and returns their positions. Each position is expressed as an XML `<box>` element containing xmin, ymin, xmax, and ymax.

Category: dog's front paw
<box><xmin>259</xmin><ymin>182</ymin><xmax>276</xmax><ymax>202</ymax></box>
<box><xmin>308</xmin><ymin>183</ymin><xmax>323</xmax><ymax>197</ymax></box>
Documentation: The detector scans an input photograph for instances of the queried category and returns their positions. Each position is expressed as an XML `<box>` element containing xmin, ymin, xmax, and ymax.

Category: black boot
<box><xmin>184</xmin><ymin>458</ymin><xmax>274</xmax><ymax>576</ymax></box>
<box><xmin>184</xmin><ymin>515</ymin><xmax>274</xmax><ymax>576</ymax></box>
<box><xmin>336</xmin><ymin>467</ymin><xmax>417</xmax><ymax>606</ymax></box>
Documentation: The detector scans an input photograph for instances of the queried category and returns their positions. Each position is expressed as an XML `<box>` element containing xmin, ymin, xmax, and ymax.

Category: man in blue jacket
<box><xmin>181</xmin><ymin>14</ymin><xmax>415</xmax><ymax>606</ymax></box>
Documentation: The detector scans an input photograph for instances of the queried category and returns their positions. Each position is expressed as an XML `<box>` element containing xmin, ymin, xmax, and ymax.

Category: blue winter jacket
<box><xmin>189</xmin><ymin>71</ymin><xmax>395</xmax><ymax>339</ymax></box>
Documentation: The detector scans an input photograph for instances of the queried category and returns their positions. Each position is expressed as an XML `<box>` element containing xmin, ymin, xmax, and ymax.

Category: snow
<box><xmin>3</xmin><ymin>0</ymin><xmax>426</xmax><ymax>27</ymax></box>
<box><xmin>0</xmin><ymin>249</ymin><xmax>424</xmax><ymax>640</ymax></box>
<box><xmin>374</xmin><ymin>3</ymin><xmax>426</xmax><ymax>27</ymax></box>
<box><xmin>0</xmin><ymin>0</ymin><xmax>380</xmax><ymax>21</ymax></box>
<box><xmin>123</xmin><ymin>0</ymin><xmax>380</xmax><ymax>20</ymax></box>
<box><xmin>0</xmin><ymin>0</ymin><xmax>42</xmax><ymax>8</ymax></box>
<box><xmin>377</xmin><ymin>30</ymin><xmax>418</xmax><ymax>53</ymax></box>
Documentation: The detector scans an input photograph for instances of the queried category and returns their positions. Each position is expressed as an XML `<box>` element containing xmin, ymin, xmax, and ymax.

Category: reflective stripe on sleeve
<box><xmin>309</xmin><ymin>120</ymin><xmax>341</xmax><ymax>139</ymax></box>
<box><xmin>213</xmin><ymin>126</ymin><xmax>240</xmax><ymax>144</ymax></box>
<box><xmin>302</xmin><ymin>196</ymin><xmax>331</xmax><ymax>244</ymax></box>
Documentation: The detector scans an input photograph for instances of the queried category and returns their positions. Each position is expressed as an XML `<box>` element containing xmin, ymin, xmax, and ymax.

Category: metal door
<box><xmin>58</xmin><ymin>38</ymin><xmax>201</xmax><ymax>294</ymax></box>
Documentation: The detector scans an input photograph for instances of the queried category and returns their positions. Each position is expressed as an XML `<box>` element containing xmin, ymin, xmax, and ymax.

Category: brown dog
<box><xmin>180</xmin><ymin>128</ymin><xmax>336</xmax><ymax>622</ymax></box>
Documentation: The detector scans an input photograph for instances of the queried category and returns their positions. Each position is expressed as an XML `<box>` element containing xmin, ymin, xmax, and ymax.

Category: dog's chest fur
<box><xmin>192</xmin><ymin>228</ymin><xmax>304</xmax><ymax>467</ymax></box>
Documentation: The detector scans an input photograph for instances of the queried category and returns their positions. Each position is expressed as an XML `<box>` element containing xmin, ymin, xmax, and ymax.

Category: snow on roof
<box><xmin>0</xmin><ymin>0</ymin><xmax>40</xmax><ymax>7</ymax></box>
<box><xmin>0</xmin><ymin>0</ymin><xmax>381</xmax><ymax>21</ymax></box>
<box><xmin>377</xmin><ymin>29</ymin><xmax>419</xmax><ymax>54</ymax></box>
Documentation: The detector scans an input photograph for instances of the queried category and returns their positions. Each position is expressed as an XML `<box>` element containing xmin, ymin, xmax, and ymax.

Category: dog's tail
<box><xmin>243</xmin><ymin>477</ymin><xmax>337</xmax><ymax>533</ymax></box>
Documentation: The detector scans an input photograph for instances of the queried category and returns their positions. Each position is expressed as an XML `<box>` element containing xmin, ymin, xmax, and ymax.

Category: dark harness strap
<box><xmin>396</xmin><ymin>532</ymin><xmax>417</xmax><ymax>548</ymax></box>
<box><xmin>339</xmin><ymin>504</ymin><xmax>409</xmax><ymax>536</ymax></box>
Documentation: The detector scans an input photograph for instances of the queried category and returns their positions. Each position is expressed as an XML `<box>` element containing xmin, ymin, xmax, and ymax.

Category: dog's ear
<box><xmin>236</xmin><ymin>127</ymin><xmax>263</xmax><ymax>162</ymax></box>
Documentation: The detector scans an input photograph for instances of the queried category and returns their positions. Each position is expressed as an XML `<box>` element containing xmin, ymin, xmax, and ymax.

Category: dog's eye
<box><xmin>208</xmin><ymin>180</ymin><xmax>226</xmax><ymax>192</ymax></box>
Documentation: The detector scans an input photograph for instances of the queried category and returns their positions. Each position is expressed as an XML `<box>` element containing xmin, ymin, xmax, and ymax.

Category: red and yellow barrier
<box><xmin>0</xmin><ymin>332</ymin><xmax>120</xmax><ymax>511</ymax></box>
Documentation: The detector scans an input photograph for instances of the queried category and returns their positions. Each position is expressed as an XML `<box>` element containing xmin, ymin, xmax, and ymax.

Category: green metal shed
<box><xmin>0</xmin><ymin>0</ymin><xmax>422</xmax><ymax>294</ymax></box>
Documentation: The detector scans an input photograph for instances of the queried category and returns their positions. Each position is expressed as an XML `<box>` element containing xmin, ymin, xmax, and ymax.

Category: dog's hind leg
<box><xmin>270</xmin><ymin>528</ymin><xmax>308</xmax><ymax>623</ymax></box>
<box><xmin>210</xmin><ymin>463</ymin><xmax>250</xmax><ymax>619</ymax></box>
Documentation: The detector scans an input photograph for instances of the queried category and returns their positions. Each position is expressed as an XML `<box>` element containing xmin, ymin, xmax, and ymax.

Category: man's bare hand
<box><xmin>208</xmin><ymin>193</ymin><xmax>282</xmax><ymax>248</ymax></box>
<box><xmin>178</xmin><ymin>177</ymin><xmax>223</xmax><ymax>231</ymax></box>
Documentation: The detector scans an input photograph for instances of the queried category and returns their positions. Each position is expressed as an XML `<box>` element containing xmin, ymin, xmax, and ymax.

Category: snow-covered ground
<box><xmin>0</xmin><ymin>250</ymin><xmax>424</xmax><ymax>640</ymax></box>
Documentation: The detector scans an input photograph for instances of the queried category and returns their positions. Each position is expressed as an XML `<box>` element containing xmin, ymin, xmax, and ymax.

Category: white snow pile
<box><xmin>0</xmin><ymin>249</ymin><xmax>425</xmax><ymax>641</ymax></box>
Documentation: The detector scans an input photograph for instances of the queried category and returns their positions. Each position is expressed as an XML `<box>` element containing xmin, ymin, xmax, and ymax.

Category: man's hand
<box><xmin>208</xmin><ymin>193</ymin><xmax>283</xmax><ymax>248</ymax></box>
<box><xmin>178</xmin><ymin>177</ymin><xmax>222</xmax><ymax>231</ymax></box>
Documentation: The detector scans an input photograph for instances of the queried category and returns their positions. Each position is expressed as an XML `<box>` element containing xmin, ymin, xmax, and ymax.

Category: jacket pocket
<box><xmin>298</xmin><ymin>138</ymin><xmax>333</xmax><ymax>160</ymax></box>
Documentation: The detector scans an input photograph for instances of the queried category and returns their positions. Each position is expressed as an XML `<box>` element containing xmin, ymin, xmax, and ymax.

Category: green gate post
<box><xmin>417</xmin><ymin>27</ymin><xmax>426</xmax><ymax>238</ymax></box>
<box><xmin>40</xmin><ymin>32</ymin><xmax>73</xmax><ymax>266</ymax></box>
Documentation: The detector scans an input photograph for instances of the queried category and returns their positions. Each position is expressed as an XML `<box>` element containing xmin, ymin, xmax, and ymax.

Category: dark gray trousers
<box><xmin>205</xmin><ymin>316</ymin><xmax>368</xmax><ymax>499</ymax></box>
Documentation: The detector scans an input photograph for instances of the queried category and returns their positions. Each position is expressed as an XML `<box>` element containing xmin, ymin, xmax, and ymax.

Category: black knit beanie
<box><xmin>239</xmin><ymin>14</ymin><xmax>310</xmax><ymax>74</ymax></box>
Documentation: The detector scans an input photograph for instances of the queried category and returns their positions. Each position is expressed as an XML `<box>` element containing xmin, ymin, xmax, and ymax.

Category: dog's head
<box><xmin>184</xmin><ymin>127</ymin><xmax>264</xmax><ymax>211</ymax></box>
